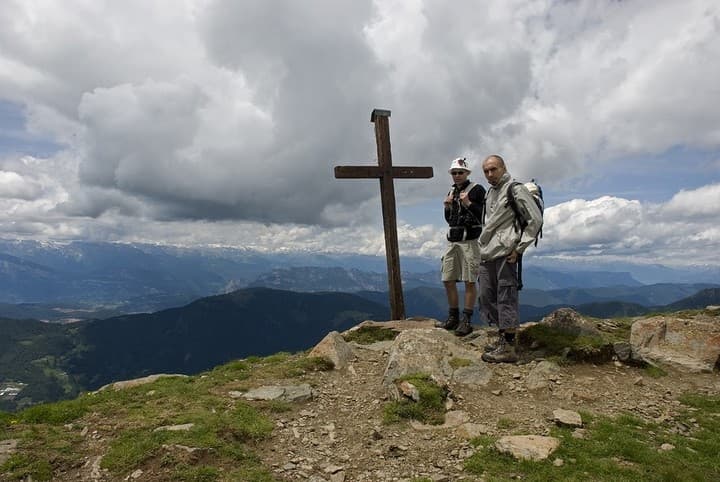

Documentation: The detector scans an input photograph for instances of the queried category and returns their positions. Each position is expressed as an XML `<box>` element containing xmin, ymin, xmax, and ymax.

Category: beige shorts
<box><xmin>441</xmin><ymin>240</ymin><xmax>480</xmax><ymax>282</ymax></box>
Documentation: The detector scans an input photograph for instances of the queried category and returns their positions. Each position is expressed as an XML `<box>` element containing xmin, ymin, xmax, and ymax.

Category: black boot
<box><xmin>435</xmin><ymin>308</ymin><xmax>460</xmax><ymax>330</ymax></box>
<box><xmin>454</xmin><ymin>310</ymin><xmax>474</xmax><ymax>337</ymax></box>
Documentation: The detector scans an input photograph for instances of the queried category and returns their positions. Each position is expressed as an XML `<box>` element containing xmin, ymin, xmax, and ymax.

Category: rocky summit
<box><xmin>1</xmin><ymin>308</ymin><xmax>719</xmax><ymax>481</ymax></box>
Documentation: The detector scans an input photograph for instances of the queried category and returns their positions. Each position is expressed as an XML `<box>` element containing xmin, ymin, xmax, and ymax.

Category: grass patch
<box><xmin>644</xmin><ymin>364</ymin><xmax>668</xmax><ymax>378</ymax></box>
<box><xmin>287</xmin><ymin>356</ymin><xmax>335</xmax><ymax>375</ymax></box>
<box><xmin>1</xmin><ymin>454</ymin><xmax>53</xmax><ymax>481</ymax></box>
<box><xmin>496</xmin><ymin>417</ymin><xmax>517</xmax><ymax>430</ymax></box>
<box><xmin>383</xmin><ymin>374</ymin><xmax>447</xmax><ymax>426</ymax></box>
<box><xmin>0</xmin><ymin>410</ymin><xmax>14</xmax><ymax>431</ymax></box>
<box><xmin>101</xmin><ymin>428</ymin><xmax>161</xmax><ymax>473</ymax></box>
<box><xmin>520</xmin><ymin>324</ymin><xmax>614</xmax><ymax>362</ymax></box>
<box><xmin>173</xmin><ymin>464</ymin><xmax>220</xmax><ymax>482</ymax></box>
<box><xmin>0</xmin><ymin>354</ymin><xmax>290</xmax><ymax>480</ymax></box>
<box><xmin>343</xmin><ymin>325</ymin><xmax>398</xmax><ymax>344</ymax></box>
<box><xmin>16</xmin><ymin>397</ymin><xmax>89</xmax><ymax>424</ymax></box>
<box><xmin>464</xmin><ymin>394</ymin><xmax>720</xmax><ymax>481</ymax></box>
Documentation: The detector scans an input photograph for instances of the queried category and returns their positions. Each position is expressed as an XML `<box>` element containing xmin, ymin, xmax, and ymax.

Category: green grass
<box><xmin>0</xmin><ymin>353</ymin><xmax>311</xmax><ymax>481</ymax></box>
<box><xmin>520</xmin><ymin>323</ymin><xmax>615</xmax><ymax>362</ymax></box>
<box><xmin>15</xmin><ymin>397</ymin><xmax>90</xmax><ymax>424</ymax></box>
<box><xmin>496</xmin><ymin>417</ymin><xmax>518</xmax><ymax>430</ymax></box>
<box><xmin>1</xmin><ymin>454</ymin><xmax>53</xmax><ymax>481</ymax></box>
<box><xmin>383</xmin><ymin>373</ymin><xmax>447</xmax><ymax>425</ymax></box>
<box><xmin>343</xmin><ymin>325</ymin><xmax>398</xmax><ymax>344</ymax></box>
<box><xmin>464</xmin><ymin>393</ymin><xmax>720</xmax><ymax>481</ymax></box>
<box><xmin>644</xmin><ymin>363</ymin><xmax>668</xmax><ymax>378</ymax></box>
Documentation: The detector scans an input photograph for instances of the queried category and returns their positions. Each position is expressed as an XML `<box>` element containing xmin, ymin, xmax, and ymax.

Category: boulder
<box><xmin>382</xmin><ymin>329</ymin><xmax>457</xmax><ymax>388</ymax></box>
<box><xmin>539</xmin><ymin>308</ymin><xmax>601</xmax><ymax>337</ymax></box>
<box><xmin>240</xmin><ymin>383</ymin><xmax>314</xmax><ymax>402</ymax></box>
<box><xmin>552</xmin><ymin>409</ymin><xmax>583</xmax><ymax>427</ymax></box>
<box><xmin>309</xmin><ymin>331</ymin><xmax>355</xmax><ymax>370</ymax></box>
<box><xmin>98</xmin><ymin>374</ymin><xmax>188</xmax><ymax>391</ymax></box>
<box><xmin>495</xmin><ymin>435</ymin><xmax>560</xmax><ymax>461</ymax></box>
<box><xmin>630</xmin><ymin>315</ymin><xmax>720</xmax><ymax>372</ymax></box>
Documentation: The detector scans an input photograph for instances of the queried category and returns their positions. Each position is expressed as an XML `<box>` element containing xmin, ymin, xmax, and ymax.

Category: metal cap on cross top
<box><xmin>334</xmin><ymin>109</ymin><xmax>434</xmax><ymax>320</ymax></box>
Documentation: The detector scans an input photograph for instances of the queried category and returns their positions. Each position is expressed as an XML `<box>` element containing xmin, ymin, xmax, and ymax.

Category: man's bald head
<box><xmin>482</xmin><ymin>155</ymin><xmax>507</xmax><ymax>186</ymax></box>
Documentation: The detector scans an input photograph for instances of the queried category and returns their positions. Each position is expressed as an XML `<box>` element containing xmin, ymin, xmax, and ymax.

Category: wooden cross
<box><xmin>334</xmin><ymin>109</ymin><xmax>433</xmax><ymax>320</ymax></box>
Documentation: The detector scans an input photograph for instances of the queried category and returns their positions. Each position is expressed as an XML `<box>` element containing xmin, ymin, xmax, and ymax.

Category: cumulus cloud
<box><xmin>0</xmin><ymin>170</ymin><xmax>42</xmax><ymax>200</ymax></box>
<box><xmin>536</xmin><ymin>183</ymin><xmax>720</xmax><ymax>264</ymax></box>
<box><xmin>0</xmin><ymin>0</ymin><xmax>719</xmax><ymax>266</ymax></box>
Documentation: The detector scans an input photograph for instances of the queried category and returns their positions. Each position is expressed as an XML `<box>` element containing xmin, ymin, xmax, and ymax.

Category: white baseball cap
<box><xmin>448</xmin><ymin>157</ymin><xmax>471</xmax><ymax>173</ymax></box>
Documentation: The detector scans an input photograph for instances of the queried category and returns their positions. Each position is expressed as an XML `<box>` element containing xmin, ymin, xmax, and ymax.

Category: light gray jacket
<box><xmin>479</xmin><ymin>172</ymin><xmax>543</xmax><ymax>261</ymax></box>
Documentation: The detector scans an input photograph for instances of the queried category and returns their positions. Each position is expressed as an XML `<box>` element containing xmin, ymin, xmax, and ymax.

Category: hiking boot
<box><xmin>483</xmin><ymin>336</ymin><xmax>499</xmax><ymax>353</ymax></box>
<box><xmin>481</xmin><ymin>339</ymin><xmax>518</xmax><ymax>364</ymax></box>
<box><xmin>435</xmin><ymin>313</ymin><xmax>459</xmax><ymax>330</ymax></box>
<box><xmin>454</xmin><ymin>314</ymin><xmax>473</xmax><ymax>337</ymax></box>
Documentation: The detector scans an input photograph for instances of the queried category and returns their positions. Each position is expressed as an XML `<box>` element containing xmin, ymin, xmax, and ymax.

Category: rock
<box><xmin>495</xmin><ymin>435</ymin><xmax>560</xmax><ymax>461</ymax></box>
<box><xmin>242</xmin><ymin>384</ymin><xmax>314</xmax><ymax>402</ymax></box>
<box><xmin>309</xmin><ymin>331</ymin><xmax>355</xmax><ymax>371</ymax></box>
<box><xmin>456</xmin><ymin>423</ymin><xmax>491</xmax><ymax>439</ymax></box>
<box><xmin>153</xmin><ymin>423</ymin><xmax>194</xmax><ymax>432</ymax></box>
<box><xmin>443</xmin><ymin>410</ymin><xmax>470</xmax><ymax>427</ymax></box>
<box><xmin>660</xmin><ymin>443</ymin><xmax>675</xmax><ymax>451</ymax></box>
<box><xmin>382</xmin><ymin>329</ymin><xmax>457</xmax><ymax>391</ymax></box>
<box><xmin>330</xmin><ymin>473</ymin><xmax>346</xmax><ymax>482</ymax></box>
<box><xmin>539</xmin><ymin>308</ymin><xmax>602</xmax><ymax>337</ymax></box>
<box><xmin>324</xmin><ymin>464</ymin><xmax>344</xmax><ymax>474</ymax></box>
<box><xmin>552</xmin><ymin>409</ymin><xmax>583</xmax><ymax>427</ymax></box>
<box><xmin>526</xmin><ymin>361</ymin><xmax>561</xmax><ymax>390</ymax></box>
<box><xmin>98</xmin><ymin>373</ymin><xmax>189</xmax><ymax>391</ymax></box>
<box><xmin>613</xmin><ymin>342</ymin><xmax>646</xmax><ymax>365</ymax></box>
<box><xmin>452</xmin><ymin>364</ymin><xmax>493</xmax><ymax>386</ymax></box>
<box><xmin>398</xmin><ymin>380</ymin><xmax>420</xmax><ymax>401</ymax></box>
<box><xmin>630</xmin><ymin>315</ymin><xmax>720</xmax><ymax>372</ymax></box>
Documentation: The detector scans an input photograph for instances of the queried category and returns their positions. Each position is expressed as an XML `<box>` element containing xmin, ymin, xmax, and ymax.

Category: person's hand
<box><xmin>459</xmin><ymin>191</ymin><xmax>470</xmax><ymax>207</ymax></box>
<box><xmin>444</xmin><ymin>194</ymin><xmax>453</xmax><ymax>205</ymax></box>
<box><xmin>507</xmin><ymin>250</ymin><xmax>519</xmax><ymax>264</ymax></box>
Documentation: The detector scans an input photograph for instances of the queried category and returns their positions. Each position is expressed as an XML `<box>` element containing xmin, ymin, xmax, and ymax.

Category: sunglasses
<box><xmin>450</xmin><ymin>171</ymin><xmax>467</xmax><ymax>175</ymax></box>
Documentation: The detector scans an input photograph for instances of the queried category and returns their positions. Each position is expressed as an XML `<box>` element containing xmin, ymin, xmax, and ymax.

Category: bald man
<box><xmin>478</xmin><ymin>155</ymin><xmax>542</xmax><ymax>363</ymax></box>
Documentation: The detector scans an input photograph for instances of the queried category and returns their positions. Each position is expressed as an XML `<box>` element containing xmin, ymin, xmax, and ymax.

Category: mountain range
<box><xmin>2</xmin><ymin>284</ymin><xmax>719</xmax><ymax>412</ymax></box>
<box><xmin>3</xmin><ymin>239</ymin><xmax>718</xmax><ymax>318</ymax></box>
<box><xmin>0</xmin><ymin>288</ymin><xmax>386</xmax><ymax>411</ymax></box>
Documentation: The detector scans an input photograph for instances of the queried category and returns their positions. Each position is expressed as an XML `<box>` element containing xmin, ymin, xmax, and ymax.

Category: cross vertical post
<box><xmin>373</xmin><ymin>110</ymin><xmax>404</xmax><ymax>320</ymax></box>
<box><xmin>334</xmin><ymin>109</ymin><xmax>434</xmax><ymax>320</ymax></box>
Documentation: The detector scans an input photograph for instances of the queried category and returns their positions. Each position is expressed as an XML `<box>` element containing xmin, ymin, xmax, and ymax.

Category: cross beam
<box><xmin>334</xmin><ymin>109</ymin><xmax>433</xmax><ymax>320</ymax></box>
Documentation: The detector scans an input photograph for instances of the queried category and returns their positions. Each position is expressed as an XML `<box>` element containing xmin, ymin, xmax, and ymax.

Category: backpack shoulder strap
<box><xmin>506</xmin><ymin>181</ymin><xmax>523</xmax><ymax>221</ymax></box>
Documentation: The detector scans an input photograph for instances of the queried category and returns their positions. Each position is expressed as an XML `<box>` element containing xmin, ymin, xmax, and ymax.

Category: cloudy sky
<box><xmin>1</xmin><ymin>0</ymin><xmax>719</xmax><ymax>267</ymax></box>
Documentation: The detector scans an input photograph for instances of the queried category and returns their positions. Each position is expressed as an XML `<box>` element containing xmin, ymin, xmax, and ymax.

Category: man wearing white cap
<box><xmin>435</xmin><ymin>157</ymin><xmax>486</xmax><ymax>336</ymax></box>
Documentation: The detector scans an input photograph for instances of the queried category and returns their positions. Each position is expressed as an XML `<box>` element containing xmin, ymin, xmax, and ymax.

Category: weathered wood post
<box><xmin>334</xmin><ymin>109</ymin><xmax>433</xmax><ymax>319</ymax></box>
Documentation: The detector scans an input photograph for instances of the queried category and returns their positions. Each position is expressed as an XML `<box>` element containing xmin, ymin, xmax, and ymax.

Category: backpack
<box><xmin>506</xmin><ymin>179</ymin><xmax>544</xmax><ymax>291</ymax></box>
<box><xmin>506</xmin><ymin>179</ymin><xmax>544</xmax><ymax>247</ymax></box>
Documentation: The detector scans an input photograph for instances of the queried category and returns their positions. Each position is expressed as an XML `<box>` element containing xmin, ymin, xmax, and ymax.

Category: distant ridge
<box><xmin>0</xmin><ymin>288</ymin><xmax>387</xmax><ymax>410</ymax></box>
